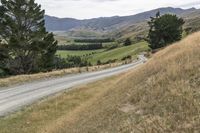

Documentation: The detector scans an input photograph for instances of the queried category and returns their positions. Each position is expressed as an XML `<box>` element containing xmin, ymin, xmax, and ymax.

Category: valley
<box><xmin>51</xmin><ymin>7</ymin><xmax>200</xmax><ymax>68</ymax></box>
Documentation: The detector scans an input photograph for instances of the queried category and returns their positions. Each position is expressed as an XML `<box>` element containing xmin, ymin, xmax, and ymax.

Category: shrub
<box><xmin>53</xmin><ymin>56</ymin><xmax>91</xmax><ymax>69</ymax></box>
<box><xmin>0</xmin><ymin>69</ymin><xmax>7</xmax><ymax>77</ymax></box>
<box><xmin>121</xmin><ymin>55</ymin><xmax>132</xmax><ymax>61</ymax></box>
<box><xmin>97</xmin><ymin>60</ymin><xmax>102</xmax><ymax>65</ymax></box>
<box><xmin>123</xmin><ymin>38</ymin><xmax>132</xmax><ymax>46</ymax></box>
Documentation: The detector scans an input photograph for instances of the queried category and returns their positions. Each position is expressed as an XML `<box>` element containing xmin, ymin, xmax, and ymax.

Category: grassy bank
<box><xmin>0</xmin><ymin>62</ymin><xmax>127</xmax><ymax>87</ymax></box>
<box><xmin>0</xmin><ymin>75</ymin><xmax>123</xmax><ymax>133</ymax></box>
<box><xmin>0</xmin><ymin>32</ymin><xmax>200</xmax><ymax>133</ymax></box>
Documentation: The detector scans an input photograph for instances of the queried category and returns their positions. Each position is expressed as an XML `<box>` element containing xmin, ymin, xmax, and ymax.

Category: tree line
<box><xmin>54</xmin><ymin>55</ymin><xmax>91</xmax><ymax>69</ymax></box>
<box><xmin>74</xmin><ymin>38</ymin><xmax>114</xmax><ymax>43</ymax></box>
<box><xmin>58</xmin><ymin>43</ymin><xmax>103</xmax><ymax>50</ymax></box>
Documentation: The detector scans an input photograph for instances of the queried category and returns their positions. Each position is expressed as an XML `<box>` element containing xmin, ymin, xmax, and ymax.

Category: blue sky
<box><xmin>35</xmin><ymin>0</ymin><xmax>200</xmax><ymax>19</ymax></box>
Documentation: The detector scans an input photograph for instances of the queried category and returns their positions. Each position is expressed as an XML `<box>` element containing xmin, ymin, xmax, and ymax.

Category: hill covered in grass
<box><xmin>183</xmin><ymin>9</ymin><xmax>200</xmax><ymax>32</ymax></box>
<box><xmin>52</xmin><ymin>32</ymin><xmax>200</xmax><ymax>133</ymax></box>
<box><xmin>57</xmin><ymin>41</ymin><xmax>150</xmax><ymax>65</ymax></box>
<box><xmin>1</xmin><ymin>32</ymin><xmax>199</xmax><ymax>133</ymax></box>
<box><xmin>88</xmin><ymin>41</ymin><xmax>149</xmax><ymax>64</ymax></box>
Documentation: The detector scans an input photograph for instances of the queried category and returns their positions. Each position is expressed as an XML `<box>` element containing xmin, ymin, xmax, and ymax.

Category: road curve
<box><xmin>0</xmin><ymin>55</ymin><xmax>147</xmax><ymax>116</ymax></box>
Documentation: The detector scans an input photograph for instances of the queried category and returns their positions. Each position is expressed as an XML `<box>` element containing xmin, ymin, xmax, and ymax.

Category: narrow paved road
<box><xmin>0</xmin><ymin>55</ymin><xmax>147</xmax><ymax>116</ymax></box>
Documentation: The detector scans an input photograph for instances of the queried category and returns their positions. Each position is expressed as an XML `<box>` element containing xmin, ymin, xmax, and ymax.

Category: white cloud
<box><xmin>35</xmin><ymin>0</ymin><xmax>200</xmax><ymax>19</ymax></box>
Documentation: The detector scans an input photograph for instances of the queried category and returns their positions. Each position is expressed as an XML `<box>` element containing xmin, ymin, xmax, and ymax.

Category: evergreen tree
<box><xmin>0</xmin><ymin>0</ymin><xmax>57</xmax><ymax>74</ymax></box>
<box><xmin>0</xmin><ymin>43</ymin><xmax>9</xmax><ymax>71</ymax></box>
<box><xmin>148</xmin><ymin>12</ymin><xmax>185</xmax><ymax>49</ymax></box>
<box><xmin>124</xmin><ymin>38</ymin><xmax>132</xmax><ymax>46</ymax></box>
<box><xmin>0</xmin><ymin>7</ymin><xmax>9</xmax><ymax>72</ymax></box>
<box><xmin>39</xmin><ymin>33</ymin><xmax>58</xmax><ymax>70</ymax></box>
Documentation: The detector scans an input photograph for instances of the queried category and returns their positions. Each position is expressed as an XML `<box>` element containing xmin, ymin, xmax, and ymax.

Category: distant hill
<box><xmin>110</xmin><ymin>8</ymin><xmax>200</xmax><ymax>41</ymax></box>
<box><xmin>182</xmin><ymin>9</ymin><xmax>200</xmax><ymax>32</ymax></box>
<box><xmin>45</xmin><ymin>7</ymin><xmax>196</xmax><ymax>32</ymax></box>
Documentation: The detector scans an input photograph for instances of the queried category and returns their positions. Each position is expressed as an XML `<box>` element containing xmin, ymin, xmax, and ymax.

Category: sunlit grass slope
<box><xmin>56</xmin><ymin>49</ymin><xmax>105</xmax><ymax>57</ymax></box>
<box><xmin>56</xmin><ymin>41</ymin><xmax>150</xmax><ymax>64</ymax></box>
<box><xmin>55</xmin><ymin>32</ymin><xmax>200</xmax><ymax>133</ymax></box>
<box><xmin>89</xmin><ymin>41</ymin><xmax>149</xmax><ymax>64</ymax></box>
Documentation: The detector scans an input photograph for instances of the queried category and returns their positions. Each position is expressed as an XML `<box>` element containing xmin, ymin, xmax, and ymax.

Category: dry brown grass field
<box><xmin>0</xmin><ymin>32</ymin><xmax>200</xmax><ymax>133</ymax></box>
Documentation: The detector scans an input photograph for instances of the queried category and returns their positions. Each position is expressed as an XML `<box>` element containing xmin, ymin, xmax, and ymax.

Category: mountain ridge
<box><xmin>45</xmin><ymin>7</ymin><xmax>197</xmax><ymax>32</ymax></box>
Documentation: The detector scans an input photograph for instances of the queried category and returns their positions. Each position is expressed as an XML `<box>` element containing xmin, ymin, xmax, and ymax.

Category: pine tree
<box><xmin>0</xmin><ymin>0</ymin><xmax>57</xmax><ymax>74</ymax></box>
<box><xmin>0</xmin><ymin>6</ymin><xmax>9</xmax><ymax>73</ymax></box>
<box><xmin>148</xmin><ymin>12</ymin><xmax>185</xmax><ymax>49</ymax></box>
<box><xmin>39</xmin><ymin>33</ymin><xmax>58</xmax><ymax>70</ymax></box>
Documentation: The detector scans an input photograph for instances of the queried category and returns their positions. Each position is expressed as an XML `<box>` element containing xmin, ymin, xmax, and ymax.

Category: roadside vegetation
<box><xmin>0</xmin><ymin>61</ymin><xmax>127</xmax><ymax>87</ymax></box>
<box><xmin>1</xmin><ymin>31</ymin><xmax>199</xmax><ymax>133</ymax></box>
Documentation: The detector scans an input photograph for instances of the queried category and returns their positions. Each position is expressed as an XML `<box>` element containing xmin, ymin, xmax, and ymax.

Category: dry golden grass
<box><xmin>0</xmin><ymin>72</ymin><xmax>124</xmax><ymax>133</ymax></box>
<box><xmin>0</xmin><ymin>61</ymin><xmax>127</xmax><ymax>87</ymax></box>
<box><xmin>0</xmin><ymin>32</ymin><xmax>200</xmax><ymax>133</ymax></box>
<box><xmin>46</xmin><ymin>32</ymin><xmax>200</xmax><ymax>133</ymax></box>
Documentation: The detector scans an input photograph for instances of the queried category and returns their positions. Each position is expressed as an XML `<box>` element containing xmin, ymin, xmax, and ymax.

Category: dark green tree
<box><xmin>39</xmin><ymin>33</ymin><xmax>58</xmax><ymax>70</ymax></box>
<box><xmin>0</xmin><ymin>7</ymin><xmax>9</xmax><ymax>74</ymax></box>
<box><xmin>148</xmin><ymin>12</ymin><xmax>185</xmax><ymax>49</ymax></box>
<box><xmin>0</xmin><ymin>43</ymin><xmax>9</xmax><ymax>72</ymax></box>
<box><xmin>124</xmin><ymin>38</ymin><xmax>132</xmax><ymax>46</ymax></box>
<box><xmin>0</xmin><ymin>0</ymin><xmax>57</xmax><ymax>74</ymax></box>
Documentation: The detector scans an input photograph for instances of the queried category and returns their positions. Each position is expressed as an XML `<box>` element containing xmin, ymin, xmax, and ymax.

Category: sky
<box><xmin>35</xmin><ymin>0</ymin><xmax>200</xmax><ymax>19</ymax></box>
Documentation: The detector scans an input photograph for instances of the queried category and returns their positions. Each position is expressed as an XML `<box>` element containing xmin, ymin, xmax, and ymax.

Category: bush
<box><xmin>105</xmin><ymin>59</ymin><xmax>118</xmax><ymax>64</ymax></box>
<box><xmin>0</xmin><ymin>69</ymin><xmax>7</xmax><ymax>77</ymax></box>
<box><xmin>121</xmin><ymin>55</ymin><xmax>132</xmax><ymax>61</ymax></box>
<box><xmin>123</xmin><ymin>38</ymin><xmax>132</xmax><ymax>46</ymax></box>
<box><xmin>97</xmin><ymin>60</ymin><xmax>102</xmax><ymax>65</ymax></box>
<box><xmin>53</xmin><ymin>56</ymin><xmax>91</xmax><ymax>69</ymax></box>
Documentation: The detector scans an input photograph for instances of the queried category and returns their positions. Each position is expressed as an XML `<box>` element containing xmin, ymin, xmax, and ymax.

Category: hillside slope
<box><xmin>49</xmin><ymin>32</ymin><xmax>200</xmax><ymax>132</ymax></box>
<box><xmin>183</xmin><ymin>9</ymin><xmax>200</xmax><ymax>32</ymax></box>
<box><xmin>0</xmin><ymin>32</ymin><xmax>199</xmax><ymax>133</ymax></box>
